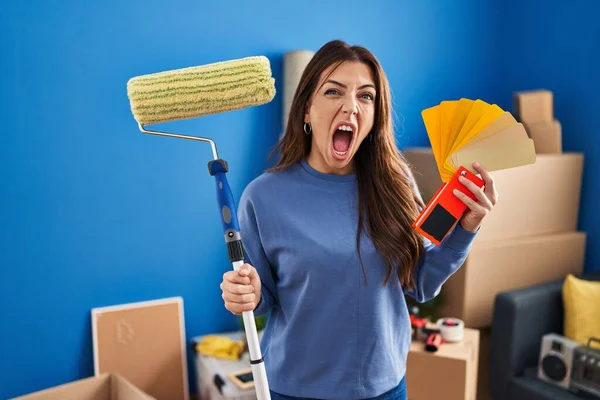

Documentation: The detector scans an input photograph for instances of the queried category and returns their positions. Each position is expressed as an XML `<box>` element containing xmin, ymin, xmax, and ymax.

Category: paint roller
<box><xmin>127</xmin><ymin>55</ymin><xmax>276</xmax><ymax>400</ymax></box>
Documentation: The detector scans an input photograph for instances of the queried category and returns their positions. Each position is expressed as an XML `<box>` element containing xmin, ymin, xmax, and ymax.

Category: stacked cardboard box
<box><xmin>403</xmin><ymin>90</ymin><xmax>586</xmax><ymax>399</ymax></box>
<box><xmin>514</xmin><ymin>89</ymin><xmax>562</xmax><ymax>154</ymax></box>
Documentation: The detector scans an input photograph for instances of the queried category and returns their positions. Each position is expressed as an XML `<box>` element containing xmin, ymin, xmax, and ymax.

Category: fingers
<box><xmin>453</xmin><ymin>188</ymin><xmax>487</xmax><ymax>215</ymax></box>
<box><xmin>220</xmin><ymin>278</ymin><xmax>254</xmax><ymax>296</ymax></box>
<box><xmin>223</xmin><ymin>299</ymin><xmax>257</xmax><ymax>315</ymax></box>
<box><xmin>220</xmin><ymin>266</ymin><xmax>259</xmax><ymax>315</ymax></box>
<box><xmin>458</xmin><ymin>174</ymin><xmax>493</xmax><ymax>211</ymax></box>
<box><xmin>222</xmin><ymin>290</ymin><xmax>256</xmax><ymax>305</ymax></box>
<box><xmin>220</xmin><ymin>281</ymin><xmax>258</xmax><ymax>314</ymax></box>
<box><xmin>223</xmin><ymin>270</ymin><xmax>251</xmax><ymax>286</ymax></box>
<box><xmin>472</xmin><ymin>162</ymin><xmax>499</xmax><ymax>206</ymax></box>
<box><xmin>238</xmin><ymin>264</ymin><xmax>259</xmax><ymax>282</ymax></box>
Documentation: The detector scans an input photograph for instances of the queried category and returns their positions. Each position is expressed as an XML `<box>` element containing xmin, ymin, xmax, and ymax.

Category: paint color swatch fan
<box><xmin>413</xmin><ymin>98</ymin><xmax>537</xmax><ymax>245</ymax></box>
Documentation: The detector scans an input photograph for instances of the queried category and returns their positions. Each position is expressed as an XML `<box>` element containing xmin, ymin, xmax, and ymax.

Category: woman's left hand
<box><xmin>452</xmin><ymin>162</ymin><xmax>498</xmax><ymax>232</ymax></box>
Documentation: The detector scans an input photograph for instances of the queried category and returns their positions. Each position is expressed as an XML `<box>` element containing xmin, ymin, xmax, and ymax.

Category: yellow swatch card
<box><xmin>420</xmin><ymin>99</ymin><xmax>536</xmax><ymax>182</ymax></box>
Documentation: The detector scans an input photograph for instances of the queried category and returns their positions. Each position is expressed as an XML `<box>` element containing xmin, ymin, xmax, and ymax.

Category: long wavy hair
<box><xmin>268</xmin><ymin>40</ymin><xmax>425</xmax><ymax>290</ymax></box>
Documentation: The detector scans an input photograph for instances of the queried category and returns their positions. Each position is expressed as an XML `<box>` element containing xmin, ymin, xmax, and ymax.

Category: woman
<box><xmin>220</xmin><ymin>40</ymin><xmax>497</xmax><ymax>400</ymax></box>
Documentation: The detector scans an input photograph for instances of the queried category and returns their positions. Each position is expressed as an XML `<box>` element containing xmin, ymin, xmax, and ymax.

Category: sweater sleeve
<box><xmin>403</xmin><ymin>165</ymin><xmax>479</xmax><ymax>303</ymax></box>
<box><xmin>237</xmin><ymin>186</ymin><xmax>279</xmax><ymax>316</ymax></box>
<box><xmin>404</xmin><ymin>223</ymin><xmax>477</xmax><ymax>303</ymax></box>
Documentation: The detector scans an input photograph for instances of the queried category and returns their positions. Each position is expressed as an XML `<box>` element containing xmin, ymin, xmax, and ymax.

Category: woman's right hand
<box><xmin>220</xmin><ymin>263</ymin><xmax>262</xmax><ymax>315</ymax></box>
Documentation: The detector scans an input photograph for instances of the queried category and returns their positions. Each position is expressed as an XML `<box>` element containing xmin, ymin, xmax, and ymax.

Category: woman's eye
<box><xmin>361</xmin><ymin>93</ymin><xmax>374</xmax><ymax>101</ymax></box>
<box><xmin>325</xmin><ymin>88</ymin><xmax>340</xmax><ymax>96</ymax></box>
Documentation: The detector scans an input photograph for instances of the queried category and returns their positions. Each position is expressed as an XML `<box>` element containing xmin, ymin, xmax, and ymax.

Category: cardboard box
<box><xmin>440</xmin><ymin>231</ymin><xmax>586</xmax><ymax>328</ymax></box>
<box><xmin>91</xmin><ymin>297</ymin><xmax>189</xmax><ymax>400</ymax></box>
<box><xmin>406</xmin><ymin>328</ymin><xmax>479</xmax><ymax>400</ymax></box>
<box><xmin>524</xmin><ymin>120</ymin><xmax>562</xmax><ymax>154</ymax></box>
<box><xmin>12</xmin><ymin>373</ymin><xmax>154</xmax><ymax>400</ymax></box>
<box><xmin>403</xmin><ymin>148</ymin><xmax>584</xmax><ymax>242</ymax></box>
<box><xmin>513</xmin><ymin>89</ymin><xmax>554</xmax><ymax>123</ymax></box>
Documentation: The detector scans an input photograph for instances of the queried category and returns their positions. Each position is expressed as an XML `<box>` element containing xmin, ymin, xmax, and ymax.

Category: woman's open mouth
<box><xmin>331</xmin><ymin>123</ymin><xmax>356</xmax><ymax>160</ymax></box>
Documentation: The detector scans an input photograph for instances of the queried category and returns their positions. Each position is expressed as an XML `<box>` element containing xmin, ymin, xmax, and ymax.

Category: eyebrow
<box><xmin>325</xmin><ymin>79</ymin><xmax>376</xmax><ymax>91</ymax></box>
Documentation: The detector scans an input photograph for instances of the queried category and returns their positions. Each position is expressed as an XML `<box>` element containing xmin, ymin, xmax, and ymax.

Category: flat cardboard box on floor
<box><xmin>12</xmin><ymin>373</ymin><xmax>154</xmax><ymax>400</ymax></box>
<box><xmin>524</xmin><ymin>120</ymin><xmax>562</xmax><ymax>154</ymax></box>
<box><xmin>439</xmin><ymin>231</ymin><xmax>586</xmax><ymax>328</ymax></box>
<box><xmin>403</xmin><ymin>148</ymin><xmax>584</xmax><ymax>242</ymax></box>
<box><xmin>406</xmin><ymin>328</ymin><xmax>479</xmax><ymax>400</ymax></box>
<box><xmin>513</xmin><ymin>89</ymin><xmax>554</xmax><ymax>123</ymax></box>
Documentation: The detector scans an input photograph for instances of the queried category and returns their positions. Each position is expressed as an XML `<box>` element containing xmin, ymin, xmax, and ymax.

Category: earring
<box><xmin>304</xmin><ymin>122</ymin><xmax>312</xmax><ymax>135</ymax></box>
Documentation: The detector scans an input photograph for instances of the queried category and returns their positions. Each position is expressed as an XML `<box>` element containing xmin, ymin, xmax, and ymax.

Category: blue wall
<box><xmin>1</xmin><ymin>0</ymin><xmax>596</xmax><ymax>398</ymax></box>
<box><xmin>490</xmin><ymin>0</ymin><xmax>600</xmax><ymax>272</ymax></box>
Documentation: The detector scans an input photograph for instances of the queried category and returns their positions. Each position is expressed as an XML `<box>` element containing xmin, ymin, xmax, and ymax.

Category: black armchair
<box><xmin>489</xmin><ymin>272</ymin><xmax>600</xmax><ymax>400</ymax></box>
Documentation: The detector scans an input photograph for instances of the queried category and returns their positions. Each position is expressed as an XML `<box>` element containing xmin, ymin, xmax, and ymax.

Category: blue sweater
<box><xmin>237</xmin><ymin>159</ymin><xmax>477</xmax><ymax>400</ymax></box>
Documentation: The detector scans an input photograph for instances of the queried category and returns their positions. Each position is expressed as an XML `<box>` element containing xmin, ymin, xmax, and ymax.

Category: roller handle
<box><xmin>208</xmin><ymin>159</ymin><xmax>271</xmax><ymax>400</ymax></box>
<box><xmin>208</xmin><ymin>159</ymin><xmax>245</xmax><ymax>260</ymax></box>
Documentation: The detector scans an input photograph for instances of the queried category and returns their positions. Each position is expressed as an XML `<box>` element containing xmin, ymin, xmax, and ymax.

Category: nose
<box><xmin>342</xmin><ymin>96</ymin><xmax>358</xmax><ymax>115</ymax></box>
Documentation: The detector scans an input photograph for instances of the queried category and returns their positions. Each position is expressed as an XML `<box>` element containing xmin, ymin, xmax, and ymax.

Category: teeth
<box><xmin>338</xmin><ymin>125</ymin><xmax>353</xmax><ymax>132</ymax></box>
<box><xmin>334</xmin><ymin>150</ymin><xmax>348</xmax><ymax>156</ymax></box>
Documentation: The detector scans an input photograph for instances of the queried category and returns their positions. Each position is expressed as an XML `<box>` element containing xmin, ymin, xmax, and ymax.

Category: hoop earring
<box><xmin>304</xmin><ymin>122</ymin><xmax>312</xmax><ymax>135</ymax></box>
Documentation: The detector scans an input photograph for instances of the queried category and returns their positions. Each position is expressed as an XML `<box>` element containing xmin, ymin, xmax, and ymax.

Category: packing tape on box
<box><xmin>436</xmin><ymin>318</ymin><xmax>464</xmax><ymax>342</ymax></box>
<box><xmin>282</xmin><ymin>50</ymin><xmax>314</xmax><ymax>136</ymax></box>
